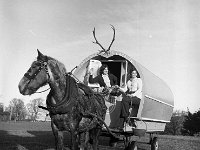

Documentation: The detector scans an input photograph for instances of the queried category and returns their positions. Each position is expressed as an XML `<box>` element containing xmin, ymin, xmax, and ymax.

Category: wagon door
<box><xmin>120</xmin><ymin>60</ymin><xmax>128</xmax><ymax>87</ymax></box>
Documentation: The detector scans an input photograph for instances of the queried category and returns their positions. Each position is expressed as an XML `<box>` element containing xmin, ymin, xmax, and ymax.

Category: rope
<box><xmin>66</xmin><ymin>66</ymin><xmax>83</xmax><ymax>84</ymax></box>
<box><xmin>38</xmin><ymin>105</ymin><xmax>48</xmax><ymax>110</ymax></box>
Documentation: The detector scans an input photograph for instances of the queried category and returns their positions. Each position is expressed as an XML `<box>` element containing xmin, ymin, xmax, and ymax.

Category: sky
<box><xmin>0</xmin><ymin>0</ymin><xmax>200</xmax><ymax>113</ymax></box>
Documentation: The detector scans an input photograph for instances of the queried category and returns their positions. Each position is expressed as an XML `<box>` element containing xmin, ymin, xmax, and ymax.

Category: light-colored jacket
<box><xmin>120</xmin><ymin>77</ymin><xmax>143</xmax><ymax>99</ymax></box>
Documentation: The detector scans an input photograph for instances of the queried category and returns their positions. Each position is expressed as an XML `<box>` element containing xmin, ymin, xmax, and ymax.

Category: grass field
<box><xmin>0</xmin><ymin>121</ymin><xmax>200</xmax><ymax>150</ymax></box>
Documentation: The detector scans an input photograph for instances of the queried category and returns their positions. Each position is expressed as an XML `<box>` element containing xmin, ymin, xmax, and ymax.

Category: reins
<box><xmin>38</xmin><ymin>66</ymin><xmax>78</xmax><ymax>112</ymax></box>
<box><xmin>23</xmin><ymin>59</ymin><xmax>51</xmax><ymax>94</ymax></box>
<box><xmin>82</xmin><ymin>111</ymin><xmax>120</xmax><ymax>139</ymax></box>
<box><xmin>35</xmin><ymin>87</ymin><xmax>50</xmax><ymax>93</ymax></box>
<box><xmin>67</xmin><ymin>66</ymin><xmax>81</xmax><ymax>83</ymax></box>
<box><xmin>33</xmin><ymin>64</ymin><xmax>78</xmax><ymax>94</ymax></box>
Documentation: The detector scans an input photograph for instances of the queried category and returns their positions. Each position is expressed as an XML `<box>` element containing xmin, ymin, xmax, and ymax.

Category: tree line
<box><xmin>164</xmin><ymin>109</ymin><xmax>200</xmax><ymax>136</ymax></box>
<box><xmin>0</xmin><ymin>98</ymin><xmax>49</xmax><ymax>122</ymax></box>
<box><xmin>1</xmin><ymin>99</ymin><xmax>200</xmax><ymax>136</ymax></box>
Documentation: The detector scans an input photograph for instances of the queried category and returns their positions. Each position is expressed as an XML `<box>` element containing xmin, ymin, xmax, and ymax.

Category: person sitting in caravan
<box><xmin>121</xmin><ymin>69</ymin><xmax>142</xmax><ymax>120</ymax></box>
<box><xmin>110</xmin><ymin>69</ymin><xmax>143</xmax><ymax>131</ymax></box>
<box><xmin>89</xmin><ymin>64</ymin><xmax>118</xmax><ymax>92</ymax></box>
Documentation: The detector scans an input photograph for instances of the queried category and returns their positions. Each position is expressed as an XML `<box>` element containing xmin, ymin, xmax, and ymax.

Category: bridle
<box><xmin>24</xmin><ymin>58</ymin><xmax>79</xmax><ymax>110</ymax></box>
<box><xmin>24</xmin><ymin>59</ymin><xmax>50</xmax><ymax>93</ymax></box>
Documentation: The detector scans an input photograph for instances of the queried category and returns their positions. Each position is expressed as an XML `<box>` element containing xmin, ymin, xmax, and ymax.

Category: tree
<box><xmin>26</xmin><ymin>98</ymin><xmax>44</xmax><ymax>121</ymax></box>
<box><xmin>8</xmin><ymin>98</ymin><xmax>27</xmax><ymax>121</ymax></box>
<box><xmin>0</xmin><ymin>103</ymin><xmax>4</xmax><ymax>113</ymax></box>
<box><xmin>182</xmin><ymin>109</ymin><xmax>200</xmax><ymax>136</ymax></box>
<box><xmin>164</xmin><ymin>110</ymin><xmax>186</xmax><ymax>135</ymax></box>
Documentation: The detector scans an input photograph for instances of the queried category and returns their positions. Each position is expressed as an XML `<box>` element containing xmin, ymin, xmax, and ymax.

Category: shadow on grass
<box><xmin>0</xmin><ymin>130</ymin><xmax>58</xmax><ymax>150</ymax></box>
<box><xmin>0</xmin><ymin>130</ymin><xmax>146</xmax><ymax>150</ymax></box>
<box><xmin>0</xmin><ymin>130</ymin><xmax>115</xmax><ymax>150</ymax></box>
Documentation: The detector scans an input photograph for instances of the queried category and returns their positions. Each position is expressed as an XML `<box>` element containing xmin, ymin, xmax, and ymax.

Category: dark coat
<box><xmin>89</xmin><ymin>74</ymin><xmax>118</xmax><ymax>87</ymax></box>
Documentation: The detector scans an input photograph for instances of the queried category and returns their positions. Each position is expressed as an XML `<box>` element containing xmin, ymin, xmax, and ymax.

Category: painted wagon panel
<box><xmin>135</xmin><ymin>61</ymin><xmax>174</xmax><ymax>123</ymax></box>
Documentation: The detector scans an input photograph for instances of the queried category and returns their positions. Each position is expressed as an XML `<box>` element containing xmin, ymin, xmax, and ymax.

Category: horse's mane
<box><xmin>46</xmin><ymin>56</ymin><xmax>80</xmax><ymax>111</ymax></box>
<box><xmin>48</xmin><ymin>56</ymin><xmax>67</xmax><ymax>80</ymax></box>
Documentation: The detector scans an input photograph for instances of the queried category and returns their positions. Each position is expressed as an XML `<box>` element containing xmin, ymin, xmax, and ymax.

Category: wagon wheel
<box><xmin>151</xmin><ymin>137</ymin><xmax>158</xmax><ymax>150</ymax></box>
<box><xmin>124</xmin><ymin>141</ymin><xmax>137</xmax><ymax>150</ymax></box>
<box><xmin>110</xmin><ymin>142</ymin><xmax>118</xmax><ymax>147</ymax></box>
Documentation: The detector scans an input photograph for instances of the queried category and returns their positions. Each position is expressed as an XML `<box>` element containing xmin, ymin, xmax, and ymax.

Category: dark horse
<box><xmin>18</xmin><ymin>50</ymin><xmax>107</xmax><ymax>150</ymax></box>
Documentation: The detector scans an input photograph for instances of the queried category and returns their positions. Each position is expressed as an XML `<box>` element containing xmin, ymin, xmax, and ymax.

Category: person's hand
<box><xmin>115</xmin><ymin>85</ymin><xmax>119</xmax><ymax>88</ymax></box>
<box><xmin>127</xmin><ymin>94</ymin><xmax>135</xmax><ymax>97</ymax></box>
<box><xmin>89</xmin><ymin>68</ymin><xmax>94</xmax><ymax>75</ymax></box>
<box><xmin>112</xmin><ymin>85</ymin><xmax>119</xmax><ymax>89</ymax></box>
<box><xmin>130</xmin><ymin>94</ymin><xmax>136</xmax><ymax>97</ymax></box>
<box><xmin>127</xmin><ymin>94</ymin><xmax>132</xmax><ymax>97</ymax></box>
<box><xmin>121</xmin><ymin>84</ymin><xmax>126</xmax><ymax>88</ymax></box>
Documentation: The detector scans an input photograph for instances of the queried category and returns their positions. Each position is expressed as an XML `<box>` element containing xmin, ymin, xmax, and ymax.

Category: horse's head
<box><xmin>18</xmin><ymin>50</ymin><xmax>50</xmax><ymax>95</ymax></box>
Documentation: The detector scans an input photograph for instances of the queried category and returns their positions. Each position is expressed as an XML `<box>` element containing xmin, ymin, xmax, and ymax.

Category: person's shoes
<box><xmin>117</xmin><ymin>127</ymin><xmax>124</xmax><ymax>132</ymax></box>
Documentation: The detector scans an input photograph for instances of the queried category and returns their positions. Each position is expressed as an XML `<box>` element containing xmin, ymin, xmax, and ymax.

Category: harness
<box><xmin>46</xmin><ymin>73</ymin><xmax>80</xmax><ymax>115</ymax></box>
<box><xmin>24</xmin><ymin>59</ymin><xmax>90</xmax><ymax>115</ymax></box>
<box><xmin>26</xmin><ymin>58</ymin><xmax>118</xmax><ymax>138</ymax></box>
<box><xmin>23</xmin><ymin>60</ymin><xmax>50</xmax><ymax>93</ymax></box>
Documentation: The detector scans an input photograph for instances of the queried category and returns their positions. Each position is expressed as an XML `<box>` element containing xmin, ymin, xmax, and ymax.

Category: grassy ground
<box><xmin>0</xmin><ymin>121</ymin><xmax>200</xmax><ymax>150</ymax></box>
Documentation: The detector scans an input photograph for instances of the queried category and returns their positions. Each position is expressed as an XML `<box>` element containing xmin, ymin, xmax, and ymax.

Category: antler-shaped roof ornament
<box><xmin>92</xmin><ymin>25</ymin><xmax>115</xmax><ymax>55</ymax></box>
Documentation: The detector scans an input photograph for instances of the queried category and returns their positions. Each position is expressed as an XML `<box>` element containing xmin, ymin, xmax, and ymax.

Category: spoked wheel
<box><xmin>109</xmin><ymin>137</ymin><xmax>118</xmax><ymax>147</ymax></box>
<box><xmin>125</xmin><ymin>141</ymin><xmax>137</xmax><ymax>150</ymax></box>
<box><xmin>110</xmin><ymin>142</ymin><xmax>117</xmax><ymax>147</ymax></box>
<box><xmin>151</xmin><ymin>137</ymin><xmax>158</xmax><ymax>150</ymax></box>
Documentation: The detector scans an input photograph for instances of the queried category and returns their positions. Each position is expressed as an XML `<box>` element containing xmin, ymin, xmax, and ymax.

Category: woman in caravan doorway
<box><xmin>110</xmin><ymin>69</ymin><xmax>143</xmax><ymax>131</ymax></box>
<box><xmin>89</xmin><ymin>64</ymin><xmax>118</xmax><ymax>92</ymax></box>
<box><xmin>121</xmin><ymin>69</ymin><xmax>142</xmax><ymax>122</ymax></box>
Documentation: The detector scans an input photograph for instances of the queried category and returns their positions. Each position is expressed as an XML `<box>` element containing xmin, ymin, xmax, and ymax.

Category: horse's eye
<box><xmin>32</xmin><ymin>65</ymin><xmax>38</xmax><ymax>69</ymax></box>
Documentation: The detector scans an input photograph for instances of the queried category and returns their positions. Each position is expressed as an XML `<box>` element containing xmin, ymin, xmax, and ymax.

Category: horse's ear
<box><xmin>37</xmin><ymin>49</ymin><xmax>47</xmax><ymax>61</ymax></box>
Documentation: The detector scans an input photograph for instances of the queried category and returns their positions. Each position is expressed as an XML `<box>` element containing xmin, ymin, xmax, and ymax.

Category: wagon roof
<box><xmin>75</xmin><ymin>50</ymin><xmax>174</xmax><ymax>106</ymax></box>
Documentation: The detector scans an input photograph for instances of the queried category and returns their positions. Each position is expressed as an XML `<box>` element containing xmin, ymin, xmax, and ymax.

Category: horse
<box><xmin>18</xmin><ymin>50</ymin><xmax>107</xmax><ymax>150</ymax></box>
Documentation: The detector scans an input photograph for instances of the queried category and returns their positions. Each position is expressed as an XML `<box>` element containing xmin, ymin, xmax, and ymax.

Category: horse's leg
<box><xmin>84</xmin><ymin>132</ymin><xmax>90</xmax><ymax>150</ymax></box>
<box><xmin>51</xmin><ymin>121</ymin><xmax>65</xmax><ymax>150</ymax></box>
<box><xmin>79</xmin><ymin>131</ymin><xmax>90</xmax><ymax>150</ymax></box>
<box><xmin>90</xmin><ymin>128</ymin><xmax>101</xmax><ymax>150</ymax></box>
<box><xmin>70</xmin><ymin>130</ymin><xmax>79</xmax><ymax>150</ymax></box>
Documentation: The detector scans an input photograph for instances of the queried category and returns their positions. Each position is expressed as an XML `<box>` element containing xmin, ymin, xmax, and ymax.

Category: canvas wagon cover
<box><xmin>74</xmin><ymin>50</ymin><xmax>174</xmax><ymax>122</ymax></box>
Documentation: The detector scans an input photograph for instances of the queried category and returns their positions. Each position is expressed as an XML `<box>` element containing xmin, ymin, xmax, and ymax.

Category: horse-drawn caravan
<box><xmin>18</xmin><ymin>26</ymin><xmax>174</xmax><ymax>150</ymax></box>
<box><xmin>73</xmin><ymin>50</ymin><xmax>174</xmax><ymax>150</ymax></box>
<box><xmin>73</xmin><ymin>25</ymin><xmax>174</xmax><ymax>150</ymax></box>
